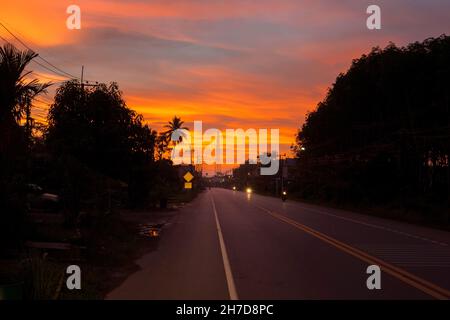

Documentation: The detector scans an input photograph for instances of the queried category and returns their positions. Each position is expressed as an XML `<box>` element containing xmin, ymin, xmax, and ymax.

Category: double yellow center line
<box><xmin>255</xmin><ymin>205</ymin><xmax>450</xmax><ymax>300</ymax></box>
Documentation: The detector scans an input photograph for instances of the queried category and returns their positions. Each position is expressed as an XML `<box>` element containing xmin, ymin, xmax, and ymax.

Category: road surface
<box><xmin>108</xmin><ymin>188</ymin><xmax>450</xmax><ymax>299</ymax></box>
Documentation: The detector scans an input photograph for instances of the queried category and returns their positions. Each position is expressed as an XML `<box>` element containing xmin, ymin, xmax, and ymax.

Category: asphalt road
<box><xmin>108</xmin><ymin>188</ymin><xmax>450</xmax><ymax>300</ymax></box>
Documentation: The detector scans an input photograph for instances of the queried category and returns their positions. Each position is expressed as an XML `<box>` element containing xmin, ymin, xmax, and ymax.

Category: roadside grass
<box><xmin>0</xmin><ymin>212</ymin><xmax>159</xmax><ymax>300</ymax></box>
<box><xmin>59</xmin><ymin>213</ymin><xmax>160</xmax><ymax>299</ymax></box>
<box><xmin>169</xmin><ymin>189</ymin><xmax>200</xmax><ymax>206</ymax></box>
<box><xmin>1</xmin><ymin>188</ymin><xmax>202</xmax><ymax>300</ymax></box>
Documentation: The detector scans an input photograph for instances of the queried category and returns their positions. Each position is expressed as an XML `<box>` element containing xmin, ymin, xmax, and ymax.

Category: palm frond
<box><xmin>0</xmin><ymin>43</ymin><xmax>50</xmax><ymax>123</ymax></box>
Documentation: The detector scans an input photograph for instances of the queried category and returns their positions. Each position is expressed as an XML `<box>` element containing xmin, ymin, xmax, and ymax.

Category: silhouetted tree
<box><xmin>47</xmin><ymin>81</ymin><xmax>155</xmax><ymax>179</ymax></box>
<box><xmin>293</xmin><ymin>36</ymin><xmax>450</xmax><ymax>219</ymax></box>
<box><xmin>163</xmin><ymin>115</ymin><xmax>188</xmax><ymax>144</ymax></box>
<box><xmin>154</xmin><ymin>116</ymin><xmax>189</xmax><ymax>160</ymax></box>
<box><xmin>0</xmin><ymin>44</ymin><xmax>50</xmax><ymax>251</ymax></box>
<box><xmin>0</xmin><ymin>43</ymin><xmax>50</xmax><ymax>153</ymax></box>
<box><xmin>46</xmin><ymin>81</ymin><xmax>158</xmax><ymax>218</ymax></box>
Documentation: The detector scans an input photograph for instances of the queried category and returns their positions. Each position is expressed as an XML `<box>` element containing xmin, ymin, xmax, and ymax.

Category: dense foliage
<box><xmin>1</xmin><ymin>44</ymin><xmax>189</xmax><ymax>252</ymax></box>
<box><xmin>46</xmin><ymin>81</ymin><xmax>156</xmax><ymax>180</ymax></box>
<box><xmin>293</xmin><ymin>36</ymin><xmax>449</xmax><ymax>218</ymax></box>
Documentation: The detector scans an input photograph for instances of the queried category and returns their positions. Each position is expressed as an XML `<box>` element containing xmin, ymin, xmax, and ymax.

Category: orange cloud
<box><xmin>4</xmin><ymin>0</ymin><xmax>450</xmax><ymax>160</ymax></box>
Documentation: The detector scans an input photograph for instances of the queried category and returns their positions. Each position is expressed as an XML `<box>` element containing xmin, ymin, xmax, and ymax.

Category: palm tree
<box><xmin>158</xmin><ymin>116</ymin><xmax>189</xmax><ymax>159</ymax></box>
<box><xmin>163</xmin><ymin>116</ymin><xmax>188</xmax><ymax>140</ymax></box>
<box><xmin>0</xmin><ymin>43</ymin><xmax>50</xmax><ymax>151</ymax></box>
<box><xmin>163</xmin><ymin>115</ymin><xmax>189</xmax><ymax>144</ymax></box>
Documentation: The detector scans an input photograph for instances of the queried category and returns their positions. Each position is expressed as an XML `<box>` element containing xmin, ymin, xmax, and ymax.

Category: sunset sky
<box><xmin>2</xmin><ymin>0</ymin><xmax>450</xmax><ymax>156</ymax></box>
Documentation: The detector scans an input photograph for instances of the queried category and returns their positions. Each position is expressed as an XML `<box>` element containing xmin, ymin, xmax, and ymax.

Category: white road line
<box><xmin>210</xmin><ymin>192</ymin><xmax>239</xmax><ymax>300</ymax></box>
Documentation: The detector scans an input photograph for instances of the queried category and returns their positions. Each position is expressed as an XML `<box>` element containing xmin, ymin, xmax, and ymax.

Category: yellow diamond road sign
<box><xmin>184</xmin><ymin>172</ymin><xmax>194</xmax><ymax>182</ymax></box>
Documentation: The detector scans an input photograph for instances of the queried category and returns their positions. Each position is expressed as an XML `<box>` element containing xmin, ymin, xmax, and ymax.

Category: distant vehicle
<box><xmin>26</xmin><ymin>184</ymin><xmax>60</xmax><ymax>213</ymax></box>
<box><xmin>281</xmin><ymin>191</ymin><xmax>287</xmax><ymax>202</ymax></box>
<box><xmin>232</xmin><ymin>186</ymin><xmax>236</xmax><ymax>191</ymax></box>
<box><xmin>246</xmin><ymin>187</ymin><xmax>252</xmax><ymax>194</ymax></box>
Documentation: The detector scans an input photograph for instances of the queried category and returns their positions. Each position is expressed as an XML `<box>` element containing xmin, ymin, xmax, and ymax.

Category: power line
<box><xmin>31</xmin><ymin>105</ymin><xmax>47</xmax><ymax>111</ymax></box>
<box><xmin>1</xmin><ymin>25</ymin><xmax>100</xmax><ymax>85</ymax></box>
<box><xmin>31</xmin><ymin>106</ymin><xmax>47</xmax><ymax>112</ymax></box>
<box><xmin>0</xmin><ymin>34</ymin><xmax>12</xmax><ymax>45</ymax></box>
<box><xmin>0</xmin><ymin>33</ymin><xmax>74</xmax><ymax>80</ymax></box>
<box><xmin>33</xmin><ymin>113</ymin><xmax>48</xmax><ymax>118</ymax></box>
<box><xmin>33</xmin><ymin>105</ymin><xmax>50</xmax><ymax>111</ymax></box>
<box><xmin>32</xmin><ymin>107</ymin><xmax>49</xmax><ymax>113</ymax></box>
<box><xmin>31</xmin><ymin>60</ymin><xmax>74</xmax><ymax>80</ymax></box>
<box><xmin>33</xmin><ymin>98</ymin><xmax>52</xmax><ymax>106</ymax></box>
<box><xmin>30</xmin><ymin>111</ymin><xmax>47</xmax><ymax>117</ymax></box>
<box><xmin>32</xmin><ymin>117</ymin><xmax>48</xmax><ymax>124</ymax></box>
<box><xmin>1</xmin><ymin>22</ymin><xmax>101</xmax><ymax>92</ymax></box>
<box><xmin>31</xmin><ymin>113</ymin><xmax>47</xmax><ymax>119</ymax></box>
<box><xmin>2</xmin><ymin>21</ymin><xmax>77</xmax><ymax>69</ymax></box>
<box><xmin>0</xmin><ymin>21</ymin><xmax>79</xmax><ymax>80</ymax></box>
<box><xmin>25</xmin><ymin>69</ymin><xmax>71</xmax><ymax>82</ymax></box>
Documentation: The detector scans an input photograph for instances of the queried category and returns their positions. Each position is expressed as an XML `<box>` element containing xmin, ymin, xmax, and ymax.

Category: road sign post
<box><xmin>184</xmin><ymin>172</ymin><xmax>194</xmax><ymax>189</ymax></box>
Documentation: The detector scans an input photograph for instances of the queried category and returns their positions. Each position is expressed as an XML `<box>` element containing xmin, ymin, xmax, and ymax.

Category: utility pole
<box><xmin>280</xmin><ymin>153</ymin><xmax>283</xmax><ymax>195</ymax></box>
<box><xmin>280</xmin><ymin>153</ymin><xmax>286</xmax><ymax>194</ymax></box>
<box><xmin>25</xmin><ymin>95</ymin><xmax>32</xmax><ymax>145</ymax></box>
<box><xmin>79</xmin><ymin>66</ymin><xmax>99</xmax><ymax>88</ymax></box>
<box><xmin>81</xmin><ymin>65</ymin><xmax>84</xmax><ymax>84</ymax></box>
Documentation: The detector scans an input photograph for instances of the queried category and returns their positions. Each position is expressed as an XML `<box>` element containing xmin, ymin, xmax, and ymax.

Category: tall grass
<box><xmin>23</xmin><ymin>253</ymin><xmax>63</xmax><ymax>300</ymax></box>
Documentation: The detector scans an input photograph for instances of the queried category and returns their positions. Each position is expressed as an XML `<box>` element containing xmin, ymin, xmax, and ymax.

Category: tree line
<box><xmin>0</xmin><ymin>43</ymin><xmax>194</xmax><ymax>251</ymax></box>
<box><xmin>291</xmin><ymin>35</ymin><xmax>449</xmax><ymax>222</ymax></box>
